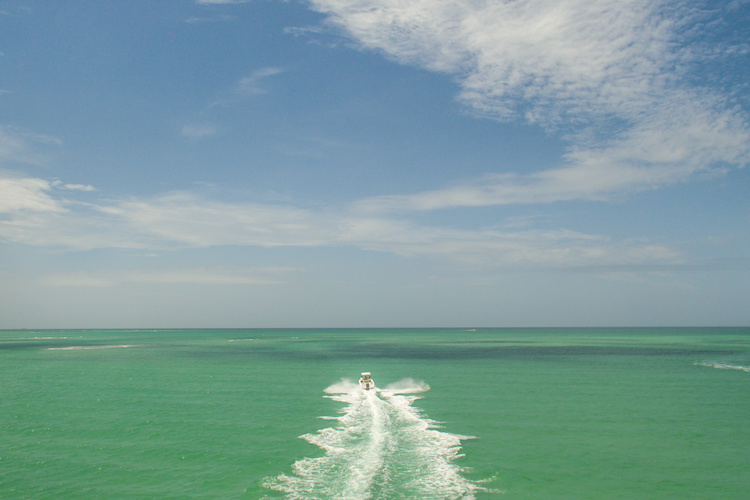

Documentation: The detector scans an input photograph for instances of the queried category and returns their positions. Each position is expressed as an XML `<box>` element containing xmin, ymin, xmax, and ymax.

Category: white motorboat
<box><xmin>359</xmin><ymin>372</ymin><xmax>375</xmax><ymax>390</ymax></box>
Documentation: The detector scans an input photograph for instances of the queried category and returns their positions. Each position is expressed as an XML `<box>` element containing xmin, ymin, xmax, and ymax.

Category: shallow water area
<box><xmin>1</xmin><ymin>327</ymin><xmax>749</xmax><ymax>498</ymax></box>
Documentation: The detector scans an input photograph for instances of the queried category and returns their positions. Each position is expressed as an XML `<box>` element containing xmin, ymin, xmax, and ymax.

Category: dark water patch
<box><xmin>0</xmin><ymin>341</ymin><xmax>71</xmax><ymax>351</ymax></box>
<box><xmin>441</xmin><ymin>339</ymin><xmax>538</xmax><ymax>344</ymax></box>
<box><xmin>329</xmin><ymin>344</ymin><xmax>733</xmax><ymax>360</ymax></box>
<box><xmin>1</xmin><ymin>341</ymin><xmax>40</xmax><ymax>350</ymax></box>
<box><xmin>172</xmin><ymin>342</ymin><xmax>735</xmax><ymax>362</ymax></box>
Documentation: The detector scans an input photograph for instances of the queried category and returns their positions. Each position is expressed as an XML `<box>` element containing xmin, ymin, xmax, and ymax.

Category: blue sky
<box><xmin>1</xmin><ymin>0</ymin><xmax>749</xmax><ymax>328</ymax></box>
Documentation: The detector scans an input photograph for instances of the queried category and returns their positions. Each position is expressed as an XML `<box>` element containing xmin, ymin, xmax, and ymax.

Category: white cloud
<box><xmin>41</xmin><ymin>267</ymin><xmax>295</xmax><ymax>287</ymax></box>
<box><xmin>336</xmin><ymin>216</ymin><xmax>680</xmax><ymax>267</ymax></box>
<box><xmin>310</xmin><ymin>0</ymin><xmax>675</xmax><ymax>122</ymax></box>
<box><xmin>60</xmin><ymin>183</ymin><xmax>96</xmax><ymax>192</ymax></box>
<box><xmin>728</xmin><ymin>0</ymin><xmax>750</xmax><ymax>9</ymax></box>
<box><xmin>0</xmin><ymin>126</ymin><xmax>61</xmax><ymax>166</ymax></box>
<box><xmin>50</xmin><ymin>180</ymin><xmax>97</xmax><ymax>192</ymax></box>
<box><xmin>97</xmin><ymin>191</ymin><xmax>338</xmax><ymax>248</ymax></box>
<box><xmin>235</xmin><ymin>67</ymin><xmax>284</xmax><ymax>95</ymax></box>
<box><xmin>0</xmin><ymin>176</ymin><xmax>682</xmax><ymax>269</ymax></box>
<box><xmin>0</xmin><ymin>208</ymin><xmax>144</xmax><ymax>250</ymax></box>
<box><xmin>0</xmin><ymin>177</ymin><xmax>65</xmax><ymax>213</ymax></box>
<box><xmin>356</xmin><ymin>91</ymin><xmax>750</xmax><ymax>212</ymax></box>
<box><xmin>309</xmin><ymin>0</ymin><xmax>750</xmax><ymax>208</ymax></box>
<box><xmin>210</xmin><ymin>67</ymin><xmax>284</xmax><ymax>106</ymax></box>
<box><xmin>181</xmin><ymin>123</ymin><xmax>219</xmax><ymax>139</ymax></box>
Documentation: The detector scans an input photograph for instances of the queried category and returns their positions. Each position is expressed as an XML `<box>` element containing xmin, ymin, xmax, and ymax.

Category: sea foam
<box><xmin>263</xmin><ymin>378</ymin><xmax>485</xmax><ymax>499</ymax></box>
<box><xmin>47</xmin><ymin>345</ymin><xmax>142</xmax><ymax>351</ymax></box>
<box><xmin>696</xmin><ymin>361</ymin><xmax>750</xmax><ymax>373</ymax></box>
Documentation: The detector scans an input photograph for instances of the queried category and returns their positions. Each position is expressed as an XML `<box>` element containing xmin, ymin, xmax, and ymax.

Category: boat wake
<box><xmin>263</xmin><ymin>378</ymin><xmax>486</xmax><ymax>499</ymax></box>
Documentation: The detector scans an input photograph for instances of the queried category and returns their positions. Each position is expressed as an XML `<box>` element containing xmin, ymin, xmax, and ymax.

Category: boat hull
<box><xmin>359</xmin><ymin>372</ymin><xmax>375</xmax><ymax>390</ymax></box>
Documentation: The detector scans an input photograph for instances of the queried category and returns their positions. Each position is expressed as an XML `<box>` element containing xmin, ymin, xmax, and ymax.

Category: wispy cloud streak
<box><xmin>235</xmin><ymin>67</ymin><xmax>284</xmax><ymax>96</ymax></box>
<box><xmin>0</xmin><ymin>177</ymin><xmax>65</xmax><ymax>213</ymax></box>
<box><xmin>0</xmin><ymin>126</ymin><xmax>61</xmax><ymax>166</ymax></box>
<box><xmin>0</xmin><ymin>173</ymin><xmax>682</xmax><ymax>270</ymax></box>
<box><xmin>210</xmin><ymin>67</ymin><xmax>284</xmax><ymax>106</ymax></box>
<box><xmin>310</xmin><ymin>0</ymin><xmax>750</xmax><ymax>210</ymax></box>
<box><xmin>181</xmin><ymin>123</ymin><xmax>219</xmax><ymax>139</ymax></box>
<box><xmin>41</xmin><ymin>266</ymin><xmax>295</xmax><ymax>287</ymax></box>
<box><xmin>196</xmin><ymin>0</ymin><xmax>251</xmax><ymax>5</ymax></box>
<box><xmin>356</xmin><ymin>91</ymin><xmax>750</xmax><ymax>211</ymax></box>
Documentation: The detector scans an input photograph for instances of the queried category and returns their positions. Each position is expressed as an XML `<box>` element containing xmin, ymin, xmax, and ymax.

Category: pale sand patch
<box><xmin>47</xmin><ymin>345</ymin><xmax>142</xmax><ymax>351</ymax></box>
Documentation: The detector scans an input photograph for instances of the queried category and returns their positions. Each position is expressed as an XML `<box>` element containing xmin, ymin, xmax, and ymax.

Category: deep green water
<box><xmin>2</xmin><ymin>328</ymin><xmax>749</xmax><ymax>499</ymax></box>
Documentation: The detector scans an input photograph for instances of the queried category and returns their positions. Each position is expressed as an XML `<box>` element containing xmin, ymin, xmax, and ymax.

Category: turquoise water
<box><xmin>2</xmin><ymin>328</ymin><xmax>749</xmax><ymax>498</ymax></box>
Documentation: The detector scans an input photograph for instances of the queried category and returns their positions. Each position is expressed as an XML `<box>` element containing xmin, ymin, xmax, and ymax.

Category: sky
<box><xmin>1</xmin><ymin>0</ymin><xmax>749</xmax><ymax>328</ymax></box>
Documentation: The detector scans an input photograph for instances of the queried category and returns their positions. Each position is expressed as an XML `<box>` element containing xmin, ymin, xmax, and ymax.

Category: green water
<box><xmin>2</xmin><ymin>328</ymin><xmax>749</xmax><ymax>498</ymax></box>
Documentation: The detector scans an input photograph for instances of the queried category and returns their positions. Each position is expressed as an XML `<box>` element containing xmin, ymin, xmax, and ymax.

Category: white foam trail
<box><xmin>324</xmin><ymin>378</ymin><xmax>360</xmax><ymax>394</ymax></box>
<box><xmin>696</xmin><ymin>361</ymin><xmax>750</xmax><ymax>373</ymax></box>
<box><xmin>382</xmin><ymin>377</ymin><xmax>430</xmax><ymax>394</ymax></box>
<box><xmin>47</xmin><ymin>344</ymin><xmax>142</xmax><ymax>350</ymax></box>
<box><xmin>264</xmin><ymin>379</ymin><xmax>486</xmax><ymax>499</ymax></box>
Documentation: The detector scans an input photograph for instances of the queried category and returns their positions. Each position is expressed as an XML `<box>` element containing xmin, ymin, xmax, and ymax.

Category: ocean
<box><xmin>2</xmin><ymin>327</ymin><xmax>749</xmax><ymax>499</ymax></box>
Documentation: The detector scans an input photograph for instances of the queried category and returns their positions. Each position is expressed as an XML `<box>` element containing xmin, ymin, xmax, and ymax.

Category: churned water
<box><xmin>2</xmin><ymin>328</ymin><xmax>749</xmax><ymax>498</ymax></box>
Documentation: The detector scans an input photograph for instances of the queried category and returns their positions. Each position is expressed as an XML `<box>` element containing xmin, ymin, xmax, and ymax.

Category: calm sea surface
<box><xmin>2</xmin><ymin>328</ymin><xmax>749</xmax><ymax>499</ymax></box>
